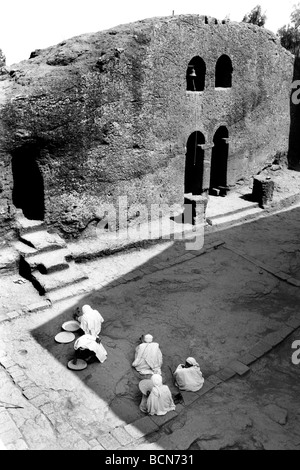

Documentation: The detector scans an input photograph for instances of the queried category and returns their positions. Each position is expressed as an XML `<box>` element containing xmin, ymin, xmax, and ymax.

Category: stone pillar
<box><xmin>184</xmin><ymin>194</ymin><xmax>208</xmax><ymax>225</ymax></box>
<box><xmin>252</xmin><ymin>175</ymin><xmax>274</xmax><ymax>208</ymax></box>
<box><xmin>200</xmin><ymin>143</ymin><xmax>214</xmax><ymax>194</ymax></box>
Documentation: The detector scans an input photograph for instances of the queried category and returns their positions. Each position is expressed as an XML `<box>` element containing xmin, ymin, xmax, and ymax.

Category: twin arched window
<box><xmin>186</xmin><ymin>54</ymin><xmax>233</xmax><ymax>91</ymax></box>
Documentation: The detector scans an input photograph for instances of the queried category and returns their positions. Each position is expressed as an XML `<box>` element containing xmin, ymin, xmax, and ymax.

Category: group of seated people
<box><xmin>71</xmin><ymin>306</ymin><xmax>204</xmax><ymax>417</ymax></box>
<box><xmin>132</xmin><ymin>333</ymin><xmax>204</xmax><ymax>416</ymax></box>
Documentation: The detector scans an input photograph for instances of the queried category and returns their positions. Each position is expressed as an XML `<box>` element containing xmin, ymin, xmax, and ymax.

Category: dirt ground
<box><xmin>0</xmin><ymin>200</ymin><xmax>300</xmax><ymax>449</ymax></box>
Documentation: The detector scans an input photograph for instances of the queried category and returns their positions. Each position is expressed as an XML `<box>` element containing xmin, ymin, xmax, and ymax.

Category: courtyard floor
<box><xmin>0</xmin><ymin>197</ymin><xmax>300</xmax><ymax>450</ymax></box>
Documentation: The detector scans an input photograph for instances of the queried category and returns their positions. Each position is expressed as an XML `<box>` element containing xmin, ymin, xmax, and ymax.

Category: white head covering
<box><xmin>144</xmin><ymin>334</ymin><xmax>153</xmax><ymax>343</ymax></box>
<box><xmin>151</xmin><ymin>374</ymin><xmax>163</xmax><ymax>396</ymax></box>
<box><xmin>186</xmin><ymin>357</ymin><xmax>199</xmax><ymax>367</ymax></box>
<box><xmin>80</xmin><ymin>305</ymin><xmax>104</xmax><ymax>338</ymax></box>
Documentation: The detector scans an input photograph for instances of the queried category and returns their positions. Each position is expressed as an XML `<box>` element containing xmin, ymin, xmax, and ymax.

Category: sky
<box><xmin>0</xmin><ymin>0</ymin><xmax>297</xmax><ymax>65</ymax></box>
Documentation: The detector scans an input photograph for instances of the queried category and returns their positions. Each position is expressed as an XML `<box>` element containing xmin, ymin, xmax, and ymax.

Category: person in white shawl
<box><xmin>173</xmin><ymin>357</ymin><xmax>204</xmax><ymax>392</ymax></box>
<box><xmin>73</xmin><ymin>305</ymin><xmax>107</xmax><ymax>364</ymax></box>
<box><xmin>75</xmin><ymin>304</ymin><xmax>104</xmax><ymax>337</ymax></box>
<box><xmin>132</xmin><ymin>334</ymin><xmax>163</xmax><ymax>376</ymax></box>
<box><xmin>139</xmin><ymin>374</ymin><xmax>176</xmax><ymax>416</ymax></box>
<box><xmin>73</xmin><ymin>334</ymin><xmax>107</xmax><ymax>363</ymax></box>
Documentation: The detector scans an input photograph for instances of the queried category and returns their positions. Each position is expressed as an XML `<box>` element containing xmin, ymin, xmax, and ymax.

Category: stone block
<box><xmin>206</xmin><ymin>374</ymin><xmax>223</xmax><ymax>386</ymax></box>
<box><xmin>149</xmin><ymin>410</ymin><xmax>178</xmax><ymax>426</ymax></box>
<box><xmin>252</xmin><ymin>176</ymin><xmax>274</xmax><ymax>208</ymax></box>
<box><xmin>215</xmin><ymin>367</ymin><xmax>236</xmax><ymax>381</ymax></box>
<box><xmin>196</xmin><ymin>380</ymin><xmax>215</xmax><ymax>396</ymax></box>
<box><xmin>22</xmin><ymin>387</ymin><xmax>41</xmax><ymax>400</ymax></box>
<box><xmin>97</xmin><ymin>432</ymin><xmax>120</xmax><ymax>450</ymax></box>
<box><xmin>227</xmin><ymin>360</ymin><xmax>250</xmax><ymax>376</ymax></box>
<box><xmin>111</xmin><ymin>426</ymin><xmax>134</xmax><ymax>446</ymax></box>
<box><xmin>124</xmin><ymin>416</ymin><xmax>159</xmax><ymax>439</ymax></box>
<box><xmin>249</xmin><ymin>341</ymin><xmax>273</xmax><ymax>358</ymax></box>
<box><xmin>238</xmin><ymin>352</ymin><xmax>257</xmax><ymax>366</ymax></box>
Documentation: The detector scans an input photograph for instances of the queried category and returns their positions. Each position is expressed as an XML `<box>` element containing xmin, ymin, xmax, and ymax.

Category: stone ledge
<box><xmin>275</xmin><ymin>271</ymin><xmax>292</xmax><ymax>281</ymax></box>
<box><xmin>180</xmin><ymin>391</ymin><xmax>199</xmax><ymax>406</ymax></box>
<box><xmin>238</xmin><ymin>352</ymin><xmax>257</xmax><ymax>366</ymax></box>
<box><xmin>96</xmin><ymin>432</ymin><xmax>120</xmax><ymax>450</ymax></box>
<box><xmin>22</xmin><ymin>386</ymin><xmax>42</xmax><ymax>400</ymax></box>
<box><xmin>287</xmin><ymin>278</ymin><xmax>300</xmax><ymax>287</ymax></box>
<box><xmin>215</xmin><ymin>367</ymin><xmax>236</xmax><ymax>381</ymax></box>
<box><xmin>196</xmin><ymin>380</ymin><xmax>215</xmax><ymax>396</ymax></box>
<box><xmin>26</xmin><ymin>300</ymin><xmax>51</xmax><ymax>313</ymax></box>
<box><xmin>248</xmin><ymin>341</ymin><xmax>273</xmax><ymax>358</ymax></box>
<box><xmin>124</xmin><ymin>416</ymin><xmax>159</xmax><ymax>440</ymax></box>
<box><xmin>6</xmin><ymin>311</ymin><xmax>21</xmax><ymax>320</ymax></box>
<box><xmin>227</xmin><ymin>360</ymin><xmax>250</xmax><ymax>376</ymax></box>
<box><xmin>149</xmin><ymin>410</ymin><xmax>178</xmax><ymax>426</ymax></box>
<box><xmin>206</xmin><ymin>374</ymin><xmax>223</xmax><ymax>385</ymax></box>
<box><xmin>111</xmin><ymin>426</ymin><xmax>134</xmax><ymax>446</ymax></box>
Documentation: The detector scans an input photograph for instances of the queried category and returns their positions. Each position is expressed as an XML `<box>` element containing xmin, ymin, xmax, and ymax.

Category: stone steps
<box><xmin>15</xmin><ymin>216</ymin><xmax>46</xmax><ymax>236</ymax></box>
<box><xmin>206</xmin><ymin>205</ymin><xmax>263</xmax><ymax>229</ymax></box>
<box><xmin>25</xmin><ymin>249</ymin><xmax>69</xmax><ymax>274</ymax></box>
<box><xmin>31</xmin><ymin>263</ymin><xmax>88</xmax><ymax>294</ymax></box>
<box><xmin>206</xmin><ymin>201</ymin><xmax>260</xmax><ymax>224</ymax></box>
<box><xmin>14</xmin><ymin>216</ymin><xmax>90</xmax><ymax>300</ymax></box>
<box><xmin>19</xmin><ymin>230</ymin><xmax>67</xmax><ymax>254</ymax></box>
<box><xmin>46</xmin><ymin>278</ymin><xmax>92</xmax><ymax>304</ymax></box>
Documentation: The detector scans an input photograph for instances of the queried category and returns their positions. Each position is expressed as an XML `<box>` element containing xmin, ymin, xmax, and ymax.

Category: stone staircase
<box><xmin>14</xmin><ymin>216</ymin><xmax>89</xmax><ymax>303</ymax></box>
<box><xmin>206</xmin><ymin>195</ymin><xmax>263</xmax><ymax>230</ymax></box>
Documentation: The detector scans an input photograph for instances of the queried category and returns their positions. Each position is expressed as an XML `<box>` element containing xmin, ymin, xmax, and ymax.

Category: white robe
<box><xmin>147</xmin><ymin>384</ymin><xmax>176</xmax><ymax>416</ymax></box>
<box><xmin>132</xmin><ymin>342</ymin><xmax>163</xmax><ymax>375</ymax></box>
<box><xmin>174</xmin><ymin>364</ymin><xmax>204</xmax><ymax>392</ymax></box>
<box><xmin>78</xmin><ymin>306</ymin><xmax>104</xmax><ymax>338</ymax></box>
<box><xmin>74</xmin><ymin>334</ymin><xmax>107</xmax><ymax>363</ymax></box>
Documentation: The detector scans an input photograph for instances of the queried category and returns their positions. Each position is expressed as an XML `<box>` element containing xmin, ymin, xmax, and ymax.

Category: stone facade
<box><xmin>0</xmin><ymin>15</ymin><xmax>294</xmax><ymax>238</ymax></box>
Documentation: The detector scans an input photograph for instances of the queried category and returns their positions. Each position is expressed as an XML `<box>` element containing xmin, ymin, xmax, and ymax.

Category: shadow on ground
<box><xmin>31</xmin><ymin>205</ymin><xmax>300</xmax><ymax>445</ymax></box>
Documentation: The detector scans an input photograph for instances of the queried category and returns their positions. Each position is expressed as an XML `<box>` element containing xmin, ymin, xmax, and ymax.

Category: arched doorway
<box><xmin>184</xmin><ymin>131</ymin><xmax>205</xmax><ymax>195</ymax></box>
<box><xmin>186</xmin><ymin>56</ymin><xmax>206</xmax><ymax>92</ymax></box>
<box><xmin>12</xmin><ymin>144</ymin><xmax>45</xmax><ymax>220</ymax></box>
<box><xmin>209</xmin><ymin>127</ymin><xmax>229</xmax><ymax>195</ymax></box>
<box><xmin>215</xmin><ymin>55</ymin><xmax>233</xmax><ymax>88</ymax></box>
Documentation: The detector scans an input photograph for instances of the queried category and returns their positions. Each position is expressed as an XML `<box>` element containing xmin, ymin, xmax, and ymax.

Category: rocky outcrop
<box><xmin>0</xmin><ymin>15</ymin><xmax>294</xmax><ymax>238</ymax></box>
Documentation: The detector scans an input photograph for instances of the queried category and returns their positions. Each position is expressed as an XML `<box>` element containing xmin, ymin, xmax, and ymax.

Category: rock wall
<box><xmin>0</xmin><ymin>15</ymin><xmax>294</xmax><ymax>238</ymax></box>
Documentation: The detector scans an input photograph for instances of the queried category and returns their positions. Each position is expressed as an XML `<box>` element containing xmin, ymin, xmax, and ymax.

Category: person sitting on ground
<box><xmin>74</xmin><ymin>304</ymin><xmax>104</xmax><ymax>338</ymax></box>
<box><xmin>138</xmin><ymin>377</ymin><xmax>153</xmax><ymax>413</ymax></box>
<box><xmin>73</xmin><ymin>334</ymin><xmax>107</xmax><ymax>365</ymax></box>
<box><xmin>173</xmin><ymin>357</ymin><xmax>204</xmax><ymax>392</ymax></box>
<box><xmin>132</xmin><ymin>334</ymin><xmax>163</xmax><ymax>376</ymax></box>
<box><xmin>140</xmin><ymin>374</ymin><xmax>176</xmax><ymax>416</ymax></box>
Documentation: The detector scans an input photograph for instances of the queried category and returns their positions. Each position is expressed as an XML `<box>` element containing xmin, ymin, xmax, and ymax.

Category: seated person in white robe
<box><xmin>140</xmin><ymin>374</ymin><xmax>176</xmax><ymax>416</ymax></box>
<box><xmin>173</xmin><ymin>357</ymin><xmax>204</xmax><ymax>392</ymax></box>
<box><xmin>132</xmin><ymin>334</ymin><xmax>162</xmax><ymax>375</ymax></box>
<box><xmin>74</xmin><ymin>304</ymin><xmax>104</xmax><ymax>337</ymax></box>
<box><xmin>73</xmin><ymin>334</ymin><xmax>107</xmax><ymax>364</ymax></box>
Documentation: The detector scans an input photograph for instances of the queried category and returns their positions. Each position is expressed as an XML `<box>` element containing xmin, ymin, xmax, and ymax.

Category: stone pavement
<box><xmin>1</xmin><ymin>203</ymin><xmax>300</xmax><ymax>449</ymax></box>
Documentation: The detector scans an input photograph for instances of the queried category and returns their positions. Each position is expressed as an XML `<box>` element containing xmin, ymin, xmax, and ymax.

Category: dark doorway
<box><xmin>215</xmin><ymin>55</ymin><xmax>233</xmax><ymax>88</ymax></box>
<box><xmin>186</xmin><ymin>56</ymin><xmax>206</xmax><ymax>91</ymax></box>
<box><xmin>209</xmin><ymin>127</ymin><xmax>229</xmax><ymax>194</ymax></box>
<box><xmin>12</xmin><ymin>144</ymin><xmax>45</xmax><ymax>220</ymax></box>
<box><xmin>184</xmin><ymin>131</ymin><xmax>205</xmax><ymax>195</ymax></box>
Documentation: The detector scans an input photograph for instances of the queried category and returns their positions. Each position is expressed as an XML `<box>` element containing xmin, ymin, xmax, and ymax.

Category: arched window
<box><xmin>215</xmin><ymin>55</ymin><xmax>233</xmax><ymax>88</ymax></box>
<box><xmin>186</xmin><ymin>56</ymin><xmax>206</xmax><ymax>92</ymax></box>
